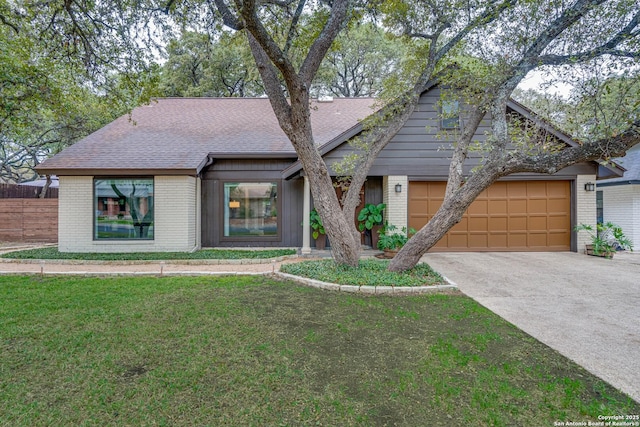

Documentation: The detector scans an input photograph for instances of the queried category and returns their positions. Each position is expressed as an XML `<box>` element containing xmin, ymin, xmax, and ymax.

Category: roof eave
<box><xmin>596</xmin><ymin>179</ymin><xmax>640</xmax><ymax>188</ymax></box>
<box><xmin>208</xmin><ymin>152</ymin><xmax>297</xmax><ymax>160</ymax></box>
<box><xmin>34</xmin><ymin>167</ymin><xmax>199</xmax><ymax>176</ymax></box>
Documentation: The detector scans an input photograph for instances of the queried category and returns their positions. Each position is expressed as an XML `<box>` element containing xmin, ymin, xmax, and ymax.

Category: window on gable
<box><xmin>441</xmin><ymin>99</ymin><xmax>460</xmax><ymax>129</ymax></box>
<box><xmin>223</xmin><ymin>182</ymin><xmax>278</xmax><ymax>239</ymax></box>
<box><xmin>94</xmin><ymin>178</ymin><xmax>154</xmax><ymax>240</ymax></box>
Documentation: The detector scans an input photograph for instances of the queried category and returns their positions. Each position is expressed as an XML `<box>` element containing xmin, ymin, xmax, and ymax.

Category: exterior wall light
<box><xmin>584</xmin><ymin>182</ymin><xmax>595</xmax><ymax>192</ymax></box>
<box><xmin>395</xmin><ymin>183</ymin><xmax>402</xmax><ymax>193</ymax></box>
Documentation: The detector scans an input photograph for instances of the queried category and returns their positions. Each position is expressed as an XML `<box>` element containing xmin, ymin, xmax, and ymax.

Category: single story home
<box><xmin>36</xmin><ymin>86</ymin><xmax>624</xmax><ymax>253</ymax></box>
<box><xmin>596</xmin><ymin>146</ymin><xmax>640</xmax><ymax>248</ymax></box>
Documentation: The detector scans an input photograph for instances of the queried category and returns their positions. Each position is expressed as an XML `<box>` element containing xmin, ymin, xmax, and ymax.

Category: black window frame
<box><xmin>93</xmin><ymin>177</ymin><xmax>155</xmax><ymax>241</ymax></box>
<box><xmin>220</xmin><ymin>180</ymin><xmax>281</xmax><ymax>242</ymax></box>
<box><xmin>596</xmin><ymin>190</ymin><xmax>604</xmax><ymax>225</ymax></box>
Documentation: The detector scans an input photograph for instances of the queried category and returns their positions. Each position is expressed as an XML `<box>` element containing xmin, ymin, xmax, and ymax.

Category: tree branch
<box><xmin>245</xmin><ymin>32</ymin><xmax>293</xmax><ymax>134</ymax></box>
<box><xmin>238</xmin><ymin>0</ymin><xmax>298</xmax><ymax>88</ymax></box>
<box><xmin>537</xmin><ymin>9</ymin><xmax>640</xmax><ymax>65</ymax></box>
<box><xmin>214</xmin><ymin>0</ymin><xmax>243</xmax><ymax>30</ymax></box>
<box><xmin>503</xmin><ymin>119</ymin><xmax>640</xmax><ymax>176</ymax></box>
<box><xmin>440</xmin><ymin>0</ymin><xmax>517</xmax><ymax>62</ymax></box>
<box><xmin>0</xmin><ymin>12</ymin><xmax>20</xmax><ymax>34</ymax></box>
<box><xmin>283</xmin><ymin>0</ymin><xmax>306</xmax><ymax>54</ymax></box>
<box><xmin>299</xmin><ymin>0</ymin><xmax>351</xmax><ymax>86</ymax></box>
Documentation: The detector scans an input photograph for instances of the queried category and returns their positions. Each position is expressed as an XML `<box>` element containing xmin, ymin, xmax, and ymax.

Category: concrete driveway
<box><xmin>423</xmin><ymin>251</ymin><xmax>640</xmax><ymax>403</ymax></box>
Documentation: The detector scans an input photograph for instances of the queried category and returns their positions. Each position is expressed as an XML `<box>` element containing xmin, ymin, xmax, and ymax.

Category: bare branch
<box><xmin>433</xmin><ymin>0</ymin><xmax>518</xmax><ymax>64</ymax></box>
<box><xmin>0</xmin><ymin>13</ymin><xmax>20</xmax><ymax>33</ymax></box>
<box><xmin>521</xmin><ymin>0</ymin><xmax>608</xmax><ymax>62</ymax></box>
<box><xmin>283</xmin><ymin>0</ymin><xmax>306</xmax><ymax>55</ymax></box>
<box><xmin>299</xmin><ymin>0</ymin><xmax>351</xmax><ymax>86</ymax></box>
<box><xmin>238</xmin><ymin>0</ymin><xmax>298</xmax><ymax>88</ymax></box>
<box><xmin>503</xmin><ymin>119</ymin><xmax>640</xmax><ymax>176</ymax></box>
<box><xmin>245</xmin><ymin>32</ymin><xmax>293</xmax><ymax>133</ymax></box>
<box><xmin>537</xmin><ymin>10</ymin><xmax>640</xmax><ymax>65</ymax></box>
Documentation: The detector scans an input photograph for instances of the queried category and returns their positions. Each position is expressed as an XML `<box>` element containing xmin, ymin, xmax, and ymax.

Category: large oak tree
<box><xmin>203</xmin><ymin>0</ymin><xmax>639</xmax><ymax>269</ymax></box>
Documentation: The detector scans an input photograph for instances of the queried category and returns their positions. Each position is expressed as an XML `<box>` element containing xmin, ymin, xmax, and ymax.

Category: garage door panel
<box><xmin>527</xmin><ymin>182</ymin><xmax>548</xmax><ymax>197</ymax></box>
<box><xmin>468</xmin><ymin>218</ymin><xmax>488</xmax><ymax>232</ymax></box>
<box><xmin>549</xmin><ymin>232</ymin><xmax>571</xmax><ymax>247</ymax></box>
<box><xmin>548</xmin><ymin>199</ymin><xmax>568</xmax><ymax>212</ymax></box>
<box><xmin>549</xmin><ymin>216</ymin><xmax>570</xmax><ymax>229</ymax></box>
<box><xmin>488</xmin><ymin>217</ymin><xmax>507</xmax><ymax>230</ymax></box>
<box><xmin>509</xmin><ymin>216</ymin><xmax>527</xmax><ymax>231</ymax></box>
<box><xmin>468</xmin><ymin>234</ymin><xmax>488</xmax><ymax>248</ymax></box>
<box><xmin>488</xmin><ymin>234</ymin><xmax>508</xmax><ymax>248</ymax></box>
<box><xmin>510</xmin><ymin>199</ymin><xmax>528</xmax><ymax>213</ymax></box>
<box><xmin>447</xmin><ymin>234</ymin><xmax>468</xmax><ymax>247</ymax></box>
<box><xmin>488</xmin><ymin>182</ymin><xmax>508</xmax><ymax>197</ymax></box>
<box><xmin>411</xmin><ymin>200</ymin><xmax>429</xmax><ymax>212</ymax></box>
<box><xmin>408</xmin><ymin>181</ymin><xmax>571</xmax><ymax>251</ymax></box>
<box><xmin>528</xmin><ymin>216</ymin><xmax>548</xmax><ymax>230</ymax></box>
<box><xmin>528</xmin><ymin>233</ymin><xmax>549</xmax><ymax>247</ymax></box>
<box><xmin>488</xmin><ymin>200</ymin><xmax>508</xmax><ymax>214</ymax></box>
<box><xmin>547</xmin><ymin>181</ymin><xmax>568</xmax><ymax>195</ymax></box>
<box><xmin>506</xmin><ymin>234</ymin><xmax>526</xmax><ymax>247</ymax></box>
<box><xmin>528</xmin><ymin>199</ymin><xmax>547</xmax><ymax>213</ymax></box>
<box><xmin>507</xmin><ymin>182</ymin><xmax>527</xmax><ymax>194</ymax></box>
<box><xmin>468</xmin><ymin>200</ymin><xmax>488</xmax><ymax>214</ymax></box>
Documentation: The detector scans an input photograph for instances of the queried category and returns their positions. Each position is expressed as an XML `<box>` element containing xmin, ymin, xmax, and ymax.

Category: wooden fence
<box><xmin>0</xmin><ymin>183</ymin><xmax>58</xmax><ymax>199</ymax></box>
<box><xmin>0</xmin><ymin>199</ymin><xmax>58</xmax><ymax>242</ymax></box>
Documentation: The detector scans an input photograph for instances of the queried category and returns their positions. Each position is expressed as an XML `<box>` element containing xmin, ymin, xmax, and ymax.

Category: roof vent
<box><xmin>318</xmin><ymin>96</ymin><xmax>334</xmax><ymax>103</ymax></box>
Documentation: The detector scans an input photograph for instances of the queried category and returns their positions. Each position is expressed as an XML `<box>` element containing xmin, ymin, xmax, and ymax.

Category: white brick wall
<box><xmin>600</xmin><ymin>184</ymin><xmax>639</xmax><ymax>249</ymax></box>
<box><xmin>383</xmin><ymin>175</ymin><xmax>408</xmax><ymax>230</ymax></box>
<box><xmin>58</xmin><ymin>175</ymin><xmax>199</xmax><ymax>253</ymax></box>
<box><xmin>58</xmin><ymin>176</ymin><xmax>94</xmax><ymax>252</ymax></box>
<box><xmin>575</xmin><ymin>174</ymin><xmax>597</xmax><ymax>252</ymax></box>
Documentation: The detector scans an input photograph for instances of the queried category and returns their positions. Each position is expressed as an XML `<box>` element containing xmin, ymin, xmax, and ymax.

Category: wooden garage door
<box><xmin>408</xmin><ymin>181</ymin><xmax>571</xmax><ymax>251</ymax></box>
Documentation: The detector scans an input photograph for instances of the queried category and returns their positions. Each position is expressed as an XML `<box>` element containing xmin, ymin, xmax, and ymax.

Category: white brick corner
<box><xmin>383</xmin><ymin>175</ymin><xmax>408</xmax><ymax>230</ymax></box>
<box><xmin>575</xmin><ymin>174</ymin><xmax>597</xmax><ymax>252</ymax></box>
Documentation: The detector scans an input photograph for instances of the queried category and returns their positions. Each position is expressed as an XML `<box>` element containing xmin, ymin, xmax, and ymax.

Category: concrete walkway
<box><xmin>423</xmin><ymin>251</ymin><xmax>640</xmax><ymax>403</ymax></box>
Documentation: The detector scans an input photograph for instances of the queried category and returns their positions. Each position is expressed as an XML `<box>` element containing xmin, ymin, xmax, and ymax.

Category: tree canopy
<box><xmin>0</xmin><ymin>0</ymin><xmax>159</xmax><ymax>183</ymax></box>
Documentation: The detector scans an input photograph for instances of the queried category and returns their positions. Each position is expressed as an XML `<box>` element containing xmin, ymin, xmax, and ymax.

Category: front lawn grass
<box><xmin>1</xmin><ymin>275</ymin><xmax>637</xmax><ymax>426</ymax></box>
<box><xmin>281</xmin><ymin>258</ymin><xmax>446</xmax><ymax>287</ymax></box>
<box><xmin>0</xmin><ymin>246</ymin><xmax>296</xmax><ymax>261</ymax></box>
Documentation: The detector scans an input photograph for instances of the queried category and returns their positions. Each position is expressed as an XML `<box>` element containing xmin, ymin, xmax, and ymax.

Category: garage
<box><xmin>408</xmin><ymin>181</ymin><xmax>571</xmax><ymax>251</ymax></box>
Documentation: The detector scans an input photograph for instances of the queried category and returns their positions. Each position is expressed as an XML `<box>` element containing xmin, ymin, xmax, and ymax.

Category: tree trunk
<box><xmin>388</xmin><ymin>171</ymin><xmax>496</xmax><ymax>272</ymax></box>
<box><xmin>243</xmin><ymin>14</ymin><xmax>361</xmax><ymax>267</ymax></box>
<box><xmin>292</xmin><ymin>131</ymin><xmax>360</xmax><ymax>266</ymax></box>
<box><xmin>387</xmin><ymin>198</ymin><xmax>465</xmax><ymax>272</ymax></box>
<box><xmin>38</xmin><ymin>175</ymin><xmax>51</xmax><ymax>198</ymax></box>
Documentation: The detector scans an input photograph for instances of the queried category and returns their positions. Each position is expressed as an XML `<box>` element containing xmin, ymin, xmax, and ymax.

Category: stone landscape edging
<box><xmin>0</xmin><ymin>255</ymin><xmax>298</xmax><ymax>265</ymax></box>
<box><xmin>274</xmin><ymin>271</ymin><xmax>458</xmax><ymax>294</ymax></box>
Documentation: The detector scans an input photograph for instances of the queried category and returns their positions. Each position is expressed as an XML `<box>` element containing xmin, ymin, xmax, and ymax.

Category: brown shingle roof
<box><xmin>37</xmin><ymin>97</ymin><xmax>375</xmax><ymax>175</ymax></box>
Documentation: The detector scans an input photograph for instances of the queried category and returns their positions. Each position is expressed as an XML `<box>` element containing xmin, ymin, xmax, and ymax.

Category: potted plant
<box><xmin>309</xmin><ymin>208</ymin><xmax>327</xmax><ymax>250</ymax></box>
<box><xmin>357</xmin><ymin>203</ymin><xmax>386</xmax><ymax>248</ymax></box>
<box><xmin>376</xmin><ymin>222</ymin><xmax>416</xmax><ymax>258</ymax></box>
<box><xmin>574</xmin><ymin>222</ymin><xmax>633</xmax><ymax>258</ymax></box>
